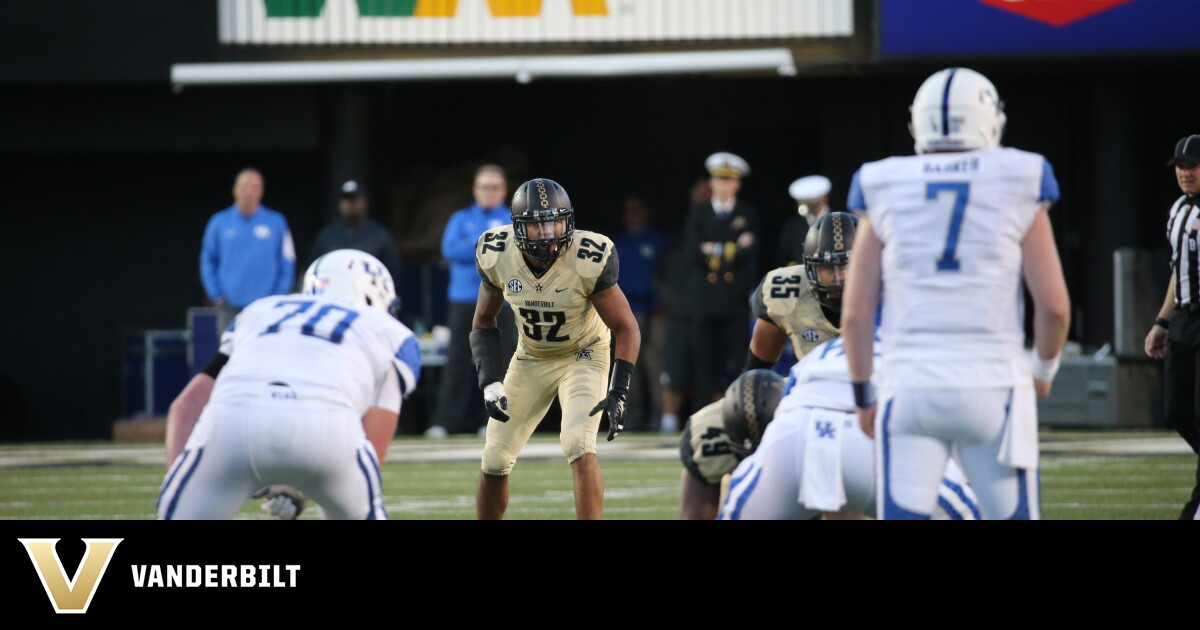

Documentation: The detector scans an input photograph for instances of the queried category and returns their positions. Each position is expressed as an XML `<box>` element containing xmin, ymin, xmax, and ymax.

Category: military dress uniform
<box><xmin>684</xmin><ymin>153</ymin><xmax>760</xmax><ymax>405</ymax></box>
<box><xmin>475</xmin><ymin>226</ymin><xmax>619</xmax><ymax>474</ymax></box>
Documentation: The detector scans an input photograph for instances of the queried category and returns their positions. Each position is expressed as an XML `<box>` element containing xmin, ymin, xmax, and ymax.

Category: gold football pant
<box><xmin>481</xmin><ymin>346</ymin><xmax>610</xmax><ymax>475</ymax></box>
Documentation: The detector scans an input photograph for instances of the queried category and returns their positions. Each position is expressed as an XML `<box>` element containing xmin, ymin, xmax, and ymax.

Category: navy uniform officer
<box><xmin>683</xmin><ymin>152</ymin><xmax>761</xmax><ymax>406</ymax></box>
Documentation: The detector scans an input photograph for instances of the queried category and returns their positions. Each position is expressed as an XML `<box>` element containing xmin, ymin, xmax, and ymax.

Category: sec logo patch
<box><xmin>507</xmin><ymin>278</ymin><xmax>523</xmax><ymax>293</ymax></box>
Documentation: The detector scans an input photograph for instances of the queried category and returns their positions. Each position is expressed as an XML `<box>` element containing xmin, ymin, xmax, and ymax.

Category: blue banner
<box><xmin>881</xmin><ymin>0</ymin><xmax>1199</xmax><ymax>57</ymax></box>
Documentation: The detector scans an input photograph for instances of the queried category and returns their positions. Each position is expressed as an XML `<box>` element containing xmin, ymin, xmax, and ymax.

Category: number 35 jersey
<box><xmin>751</xmin><ymin>264</ymin><xmax>839</xmax><ymax>359</ymax></box>
<box><xmin>849</xmin><ymin>147</ymin><xmax>1059</xmax><ymax>385</ymax></box>
<box><xmin>476</xmin><ymin>226</ymin><xmax>620</xmax><ymax>360</ymax></box>
<box><xmin>213</xmin><ymin>294</ymin><xmax>421</xmax><ymax>415</ymax></box>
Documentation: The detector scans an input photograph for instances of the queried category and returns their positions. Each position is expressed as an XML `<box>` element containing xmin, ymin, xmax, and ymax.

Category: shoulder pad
<box><xmin>475</xmin><ymin>225</ymin><xmax>514</xmax><ymax>272</ymax></box>
<box><xmin>569</xmin><ymin>230</ymin><xmax>615</xmax><ymax>280</ymax></box>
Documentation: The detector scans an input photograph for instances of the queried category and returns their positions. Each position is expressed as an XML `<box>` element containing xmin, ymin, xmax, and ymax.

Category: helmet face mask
<box><xmin>511</xmin><ymin>178</ymin><xmax>575</xmax><ymax>265</ymax></box>
<box><xmin>303</xmin><ymin>249</ymin><xmax>400</xmax><ymax>319</ymax></box>
<box><xmin>909</xmin><ymin>67</ymin><xmax>1006</xmax><ymax>155</ymax></box>
<box><xmin>803</xmin><ymin>212</ymin><xmax>858</xmax><ymax>312</ymax></box>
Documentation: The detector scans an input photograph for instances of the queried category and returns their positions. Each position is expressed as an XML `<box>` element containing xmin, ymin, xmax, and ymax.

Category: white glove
<box><xmin>253</xmin><ymin>485</ymin><xmax>306</xmax><ymax>520</ymax></box>
<box><xmin>483</xmin><ymin>382</ymin><xmax>510</xmax><ymax>422</ymax></box>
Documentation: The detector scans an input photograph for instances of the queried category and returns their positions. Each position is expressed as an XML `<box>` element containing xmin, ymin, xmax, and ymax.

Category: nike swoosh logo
<box><xmin>556</xmin><ymin>288</ymin><xmax>568</xmax><ymax>293</ymax></box>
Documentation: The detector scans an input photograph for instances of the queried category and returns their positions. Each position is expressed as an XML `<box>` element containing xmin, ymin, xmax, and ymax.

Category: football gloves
<box><xmin>590</xmin><ymin>359</ymin><xmax>635</xmax><ymax>441</ymax></box>
<box><xmin>252</xmin><ymin>485</ymin><xmax>306</xmax><ymax>520</ymax></box>
<box><xmin>483</xmin><ymin>382</ymin><xmax>510</xmax><ymax>422</ymax></box>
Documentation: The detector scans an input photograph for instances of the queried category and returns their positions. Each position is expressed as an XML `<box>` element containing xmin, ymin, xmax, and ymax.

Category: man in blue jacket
<box><xmin>429</xmin><ymin>164</ymin><xmax>517</xmax><ymax>438</ymax></box>
<box><xmin>200</xmin><ymin>168</ymin><xmax>296</xmax><ymax>334</ymax></box>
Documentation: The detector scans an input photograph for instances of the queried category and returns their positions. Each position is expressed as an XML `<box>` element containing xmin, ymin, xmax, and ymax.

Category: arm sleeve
<box><xmin>1038</xmin><ymin>158</ymin><xmax>1061</xmax><ymax>205</ymax></box>
<box><xmin>750</xmin><ymin>275</ymin><xmax>776</xmax><ymax>326</ymax></box>
<box><xmin>441</xmin><ymin>212</ymin><xmax>478</xmax><ymax>263</ymax></box>
<box><xmin>200</xmin><ymin>217</ymin><xmax>222</xmax><ymax>301</ymax></box>
<box><xmin>477</xmin><ymin>259</ymin><xmax>498</xmax><ymax>289</ymax></box>
<box><xmin>390</xmin><ymin>335</ymin><xmax>421</xmax><ymax>399</ymax></box>
<box><xmin>593</xmin><ymin>248</ymin><xmax>620</xmax><ymax>294</ymax></box>
<box><xmin>847</xmin><ymin>167</ymin><xmax>867</xmax><ymax>212</ymax></box>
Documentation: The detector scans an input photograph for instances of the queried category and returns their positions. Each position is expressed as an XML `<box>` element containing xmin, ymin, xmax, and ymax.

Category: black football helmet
<box><xmin>721</xmin><ymin>369</ymin><xmax>785</xmax><ymax>457</ymax></box>
<box><xmin>510</xmin><ymin>178</ymin><xmax>575</xmax><ymax>264</ymax></box>
<box><xmin>804</xmin><ymin>211</ymin><xmax>858</xmax><ymax>312</ymax></box>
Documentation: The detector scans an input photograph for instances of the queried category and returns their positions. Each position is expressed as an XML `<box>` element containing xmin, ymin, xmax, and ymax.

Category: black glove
<box><xmin>590</xmin><ymin>359</ymin><xmax>635</xmax><ymax>441</ymax></box>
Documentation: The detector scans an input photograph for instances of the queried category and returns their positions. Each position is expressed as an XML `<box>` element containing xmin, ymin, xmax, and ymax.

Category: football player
<box><xmin>471</xmin><ymin>178</ymin><xmax>641</xmax><ymax>520</ymax></box>
<box><xmin>680</xmin><ymin>212</ymin><xmax>856</xmax><ymax>519</ymax></box>
<box><xmin>718</xmin><ymin>339</ymin><xmax>980</xmax><ymax>520</ymax></box>
<box><xmin>745</xmin><ymin>211</ymin><xmax>858</xmax><ymax>371</ymax></box>
<box><xmin>842</xmin><ymin>67</ymin><xmax>1071</xmax><ymax>520</ymax></box>
<box><xmin>158</xmin><ymin>249</ymin><xmax>420</xmax><ymax>520</ymax></box>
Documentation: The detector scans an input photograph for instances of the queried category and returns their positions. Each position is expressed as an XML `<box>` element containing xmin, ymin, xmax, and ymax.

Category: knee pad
<box><xmin>481</xmin><ymin>442</ymin><xmax>516</xmax><ymax>476</ymax></box>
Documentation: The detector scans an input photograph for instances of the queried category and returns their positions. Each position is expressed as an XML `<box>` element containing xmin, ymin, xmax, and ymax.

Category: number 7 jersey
<box><xmin>476</xmin><ymin>226</ymin><xmax>619</xmax><ymax>359</ymax></box>
<box><xmin>848</xmin><ymin>147</ymin><xmax>1059</xmax><ymax>384</ymax></box>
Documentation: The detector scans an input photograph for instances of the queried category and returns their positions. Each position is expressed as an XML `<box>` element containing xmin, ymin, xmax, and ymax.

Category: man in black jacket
<box><xmin>683</xmin><ymin>152</ymin><xmax>760</xmax><ymax>406</ymax></box>
<box><xmin>304</xmin><ymin>180</ymin><xmax>403</xmax><ymax>287</ymax></box>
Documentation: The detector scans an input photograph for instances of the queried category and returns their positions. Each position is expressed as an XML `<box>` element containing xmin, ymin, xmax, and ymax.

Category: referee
<box><xmin>1145</xmin><ymin>134</ymin><xmax>1200</xmax><ymax>520</ymax></box>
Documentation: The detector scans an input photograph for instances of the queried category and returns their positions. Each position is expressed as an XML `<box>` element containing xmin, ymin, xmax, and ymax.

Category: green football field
<box><xmin>0</xmin><ymin>431</ymin><xmax>1193</xmax><ymax>520</ymax></box>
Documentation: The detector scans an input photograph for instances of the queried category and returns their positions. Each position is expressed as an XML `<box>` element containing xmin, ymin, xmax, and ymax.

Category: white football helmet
<box><xmin>303</xmin><ymin>249</ymin><xmax>400</xmax><ymax>318</ymax></box>
<box><xmin>910</xmin><ymin>67</ymin><xmax>1006</xmax><ymax>154</ymax></box>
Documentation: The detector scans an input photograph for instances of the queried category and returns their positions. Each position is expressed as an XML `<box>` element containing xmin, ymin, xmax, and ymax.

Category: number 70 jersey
<box><xmin>476</xmin><ymin>226</ymin><xmax>618</xmax><ymax>359</ymax></box>
<box><xmin>848</xmin><ymin>147</ymin><xmax>1060</xmax><ymax>369</ymax></box>
<box><xmin>214</xmin><ymin>294</ymin><xmax>421</xmax><ymax>415</ymax></box>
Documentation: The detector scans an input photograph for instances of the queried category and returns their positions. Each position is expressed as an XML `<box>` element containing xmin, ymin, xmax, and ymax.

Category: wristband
<box><xmin>1155</xmin><ymin>317</ymin><xmax>1171</xmax><ymax>330</ymax></box>
<box><xmin>1032</xmin><ymin>353</ymin><xmax>1061</xmax><ymax>382</ymax></box>
<box><xmin>609</xmin><ymin>359</ymin><xmax>635</xmax><ymax>397</ymax></box>
<box><xmin>852</xmin><ymin>381</ymin><xmax>876</xmax><ymax>409</ymax></box>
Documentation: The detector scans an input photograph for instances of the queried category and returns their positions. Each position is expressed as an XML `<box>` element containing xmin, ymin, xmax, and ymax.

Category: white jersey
<box><xmin>782</xmin><ymin>335</ymin><xmax>879</xmax><ymax>412</ymax></box>
<box><xmin>849</xmin><ymin>147</ymin><xmax>1060</xmax><ymax>387</ymax></box>
<box><xmin>213</xmin><ymin>294</ymin><xmax>421</xmax><ymax>415</ymax></box>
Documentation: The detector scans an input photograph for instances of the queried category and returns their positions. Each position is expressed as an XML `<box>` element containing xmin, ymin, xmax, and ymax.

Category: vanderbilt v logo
<box><xmin>19</xmin><ymin>539</ymin><xmax>123</xmax><ymax>614</ymax></box>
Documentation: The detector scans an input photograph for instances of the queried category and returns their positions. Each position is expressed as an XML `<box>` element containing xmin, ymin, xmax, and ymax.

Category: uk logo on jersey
<box><xmin>507</xmin><ymin>278</ymin><xmax>523</xmax><ymax>293</ymax></box>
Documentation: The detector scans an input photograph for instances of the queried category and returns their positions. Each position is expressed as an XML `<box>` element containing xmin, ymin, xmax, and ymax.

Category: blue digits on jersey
<box><xmin>261</xmin><ymin>299</ymin><xmax>358</xmax><ymax>344</ymax></box>
<box><xmin>928</xmin><ymin>182</ymin><xmax>971</xmax><ymax>272</ymax></box>
<box><xmin>261</xmin><ymin>300</ymin><xmax>315</xmax><ymax>335</ymax></box>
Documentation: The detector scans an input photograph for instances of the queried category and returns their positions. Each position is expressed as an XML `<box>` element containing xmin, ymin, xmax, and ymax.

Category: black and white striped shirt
<box><xmin>1168</xmin><ymin>194</ymin><xmax>1200</xmax><ymax>307</ymax></box>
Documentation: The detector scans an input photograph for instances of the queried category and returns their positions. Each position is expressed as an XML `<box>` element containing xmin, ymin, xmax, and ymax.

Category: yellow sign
<box><xmin>486</xmin><ymin>0</ymin><xmax>608</xmax><ymax>16</ymax></box>
<box><xmin>19</xmin><ymin>538</ymin><xmax>123</xmax><ymax>614</ymax></box>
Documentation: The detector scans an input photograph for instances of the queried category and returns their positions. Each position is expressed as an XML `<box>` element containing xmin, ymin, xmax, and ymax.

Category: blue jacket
<box><xmin>201</xmin><ymin>205</ymin><xmax>296</xmax><ymax>308</ymax></box>
<box><xmin>613</xmin><ymin>227</ymin><xmax>666</xmax><ymax>314</ymax></box>
<box><xmin>441</xmin><ymin>203</ymin><xmax>510</xmax><ymax>303</ymax></box>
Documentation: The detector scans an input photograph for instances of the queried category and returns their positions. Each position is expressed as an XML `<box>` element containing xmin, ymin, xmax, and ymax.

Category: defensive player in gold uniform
<box><xmin>680</xmin><ymin>212</ymin><xmax>858</xmax><ymax>519</ymax></box>
<box><xmin>470</xmin><ymin>178</ymin><xmax>641</xmax><ymax>520</ymax></box>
